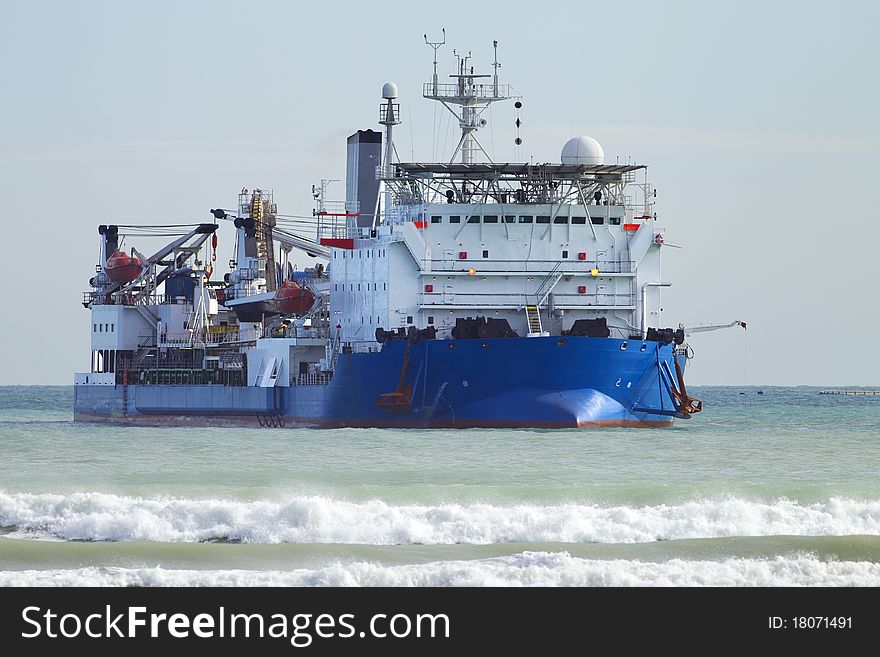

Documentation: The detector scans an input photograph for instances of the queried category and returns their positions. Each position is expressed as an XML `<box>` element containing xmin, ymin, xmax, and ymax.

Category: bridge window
<box><xmin>571</xmin><ymin>216</ymin><xmax>587</xmax><ymax>225</ymax></box>
<box><xmin>504</xmin><ymin>215</ymin><xmax>515</xmax><ymax>223</ymax></box>
<box><xmin>562</xmin><ymin>250</ymin><xmax>569</xmax><ymax>259</ymax></box>
<box><xmin>431</xmin><ymin>215</ymin><xmax>442</xmax><ymax>223</ymax></box>
<box><xmin>468</xmin><ymin>216</ymin><xmax>480</xmax><ymax>224</ymax></box>
<box><xmin>609</xmin><ymin>217</ymin><xmax>621</xmax><ymax>225</ymax></box>
<box><xmin>536</xmin><ymin>216</ymin><xmax>551</xmax><ymax>224</ymax></box>
<box><xmin>553</xmin><ymin>216</ymin><xmax>567</xmax><ymax>224</ymax></box>
<box><xmin>518</xmin><ymin>216</ymin><xmax>533</xmax><ymax>223</ymax></box>
<box><xmin>482</xmin><ymin>250</ymin><xmax>489</xmax><ymax>258</ymax></box>
<box><xmin>449</xmin><ymin>215</ymin><xmax>461</xmax><ymax>224</ymax></box>
<box><xmin>483</xmin><ymin>215</ymin><xmax>498</xmax><ymax>223</ymax></box>
<box><xmin>591</xmin><ymin>216</ymin><xmax>605</xmax><ymax>225</ymax></box>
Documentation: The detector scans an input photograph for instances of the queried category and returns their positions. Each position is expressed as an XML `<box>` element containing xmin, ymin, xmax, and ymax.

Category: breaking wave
<box><xmin>3</xmin><ymin>552</ymin><xmax>880</xmax><ymax>586</ymax></box>
<box><xmin>2</xmin><ymin>491</ymin><xmax>880</xmax><ymax>545</ymax></box>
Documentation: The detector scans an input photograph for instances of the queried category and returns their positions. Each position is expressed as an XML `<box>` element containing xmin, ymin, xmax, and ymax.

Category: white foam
<box><xmin>2</xmin><ymin>491</ymin><xmax>880</xmax><ymax>545</ymax></box>
<box><xmin>2</xmin><ymin>552</ymin><xmax>880</xmax><ymax>587</ymax></box>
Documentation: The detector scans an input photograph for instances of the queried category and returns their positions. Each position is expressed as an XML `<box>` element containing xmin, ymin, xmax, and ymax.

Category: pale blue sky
<box><xmin>1</xmin><ymin>0</ymin><xmax>878</xmax><ymax>385</ymax></box>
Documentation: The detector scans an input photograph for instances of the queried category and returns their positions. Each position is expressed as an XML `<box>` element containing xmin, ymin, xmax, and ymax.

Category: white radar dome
<box><xmin>382</xmin><ymin>82</ymin><xmax>399</xmax><ymax>99</ymax></box>
<box><xmin>560</xmin><ymin>136</ymin><xmax>605</xmax><ymax>165</ymax></box>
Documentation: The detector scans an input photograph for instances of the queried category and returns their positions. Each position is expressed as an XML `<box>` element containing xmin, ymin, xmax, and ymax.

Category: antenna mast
<box><xmin>423</xmin><ymin>37</ymin><xmax>510</xmax><ymax>164</ymax></box>
<box><xmin>424</xmin><ymin>28</ymin><xmax>445</xmax><ymax>97</ymax></box>
<box><xmin>377</xmin><ymin>82</ymin><xmax>400</xmax><ymax>227</ymax></box>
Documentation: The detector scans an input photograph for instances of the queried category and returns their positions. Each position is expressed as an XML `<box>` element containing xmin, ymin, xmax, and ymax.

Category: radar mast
<box><xmin>423</xmin><ymin>34</ymin><xmax>510</xmax><ymax>164</ymax></box>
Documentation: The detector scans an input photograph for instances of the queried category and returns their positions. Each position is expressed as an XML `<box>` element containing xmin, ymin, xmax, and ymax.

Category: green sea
<box><xmin>1</xmin><ymin>385</ymin><xmax>879</xmax><ymax>586</ymax></box>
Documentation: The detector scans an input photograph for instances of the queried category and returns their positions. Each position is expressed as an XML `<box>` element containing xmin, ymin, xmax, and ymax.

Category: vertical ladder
<box><xmin>253</xmin><ymin>193</ymin><xmax>278</xmax><ymax>292</ymax></box>
<box><xmin>525</xmin><ymin>305</ymin><xmax>543</xmax><ymax>334</ymax></box>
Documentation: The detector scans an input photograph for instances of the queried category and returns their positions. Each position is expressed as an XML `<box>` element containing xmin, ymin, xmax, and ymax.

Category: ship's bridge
<box><xmin>330</xmin><ymin>158</ymin><xmax>664</xmax><ymax>349</ymax></box>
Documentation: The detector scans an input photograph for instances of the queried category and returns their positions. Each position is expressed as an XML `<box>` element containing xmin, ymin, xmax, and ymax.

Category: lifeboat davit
<box><xmin>105</xmin><ymin>250</ymin><xmax>142</xmax><ymax>283</ymax></box>
<box><xmin>274</xmin><ymin>280</ymin><xmax>315</xmax><ymax>315</ymax></box>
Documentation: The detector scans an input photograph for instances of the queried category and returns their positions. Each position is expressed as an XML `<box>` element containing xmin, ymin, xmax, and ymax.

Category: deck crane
<box><xmin>210</xmin><ymin>208</ymin><xmax>331</xmax><ymax>260</ymax></box>
<box><xmin>86</xmin><ymin>223</ymin><xmax>218</xmax><ymax>307</ymax></box>
<box><xmin>681</xmin><ymin>320</ymin><xmax>747</xmax><ymax>335</ymax></box>
<box><xmin>661</xmin><ymin>320</ymin><xmax>746</xmax><ymax>418</ymax></box>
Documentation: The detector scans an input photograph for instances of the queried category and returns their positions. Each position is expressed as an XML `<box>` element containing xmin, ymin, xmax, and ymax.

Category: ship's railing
<box><xmin>425</xmin><ymin>259</ymin><xmax>635</xmax><ymax>274</ymax></box>
<box><xmin>158</xmin><ymin>326</ymin><xmax>260</xmax><ymax>346</ymax></box>
<box><xmin>290</xmin><ymin>372</ymin><xmax>333</xmax><ymax>386</ymax></box>
<box><xmin>134</xmin><ymin>368</ymin><xmax>246</xmax><ymax>386</ymax></box>
<box><xmin>140</xmin><ymin>294</ymin><xmax>195</xmax><ymax>306</ymax></box>
<box><xmin>423</xmin><ymin>82</ymin><xmax>511</xmax><ymax>100</ymax></box>
<box><xmin>316</xmin><ymin>207</ymin><xmax>350</xmax><ymax>241</ymax></box>
<box><xmin>82</xmin><ymin>291</ymin><xmax>199</xmax><ymax>307</ymax></box>
<box><xmin>418</xmin><ymin>291</ymin><xmax>636</xmax><ymax>308</ymax></box>
<box><xmin>265</xmin><ymin>324</ymin><xmax>331</xmax><ymax>340</ymax></box>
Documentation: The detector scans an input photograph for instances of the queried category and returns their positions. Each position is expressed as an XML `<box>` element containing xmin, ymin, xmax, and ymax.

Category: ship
<box><xmin>74</xmin><ymin>38</ymin><xmax>738</xmax><ymax>429</ymax></box>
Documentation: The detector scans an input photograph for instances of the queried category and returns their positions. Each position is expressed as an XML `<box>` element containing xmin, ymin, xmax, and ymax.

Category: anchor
<box><xmin>632</xmin><ymin>350</ymin><xmax>702</xmax><ymax>419</ymax></box>
<box><xmin>377</xmin><ymin>328</ymin><xmax>418</xmax><ymax>410</ymax></box>
<box><xmin>670</xmin><ymin>356</ymin><xmax>702</xmax><ymax>417</ymax></box>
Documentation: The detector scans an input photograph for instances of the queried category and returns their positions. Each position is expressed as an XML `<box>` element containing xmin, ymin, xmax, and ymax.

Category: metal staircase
<box><xmin>533</xmin><ymin>261</ymin><xmax>564</xmax><ymax>307</ymax></box>
<box><xmin>525</xmin><ymin>305</ymin><xmax>543</xmax><ymax>334</ymax></box>
<box><xmin>257</xmin><ymin>357</ymin><xmax>279</xmax><ymax>387</ymax></box>
<box><xmin>524</xmin><ymin>261</ymin><xmax>564</xmax><ymax>336</ymax></box>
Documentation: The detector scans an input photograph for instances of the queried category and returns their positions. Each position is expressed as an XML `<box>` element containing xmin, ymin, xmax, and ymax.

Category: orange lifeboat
<box><xmin>105</xmin><ymin>250</ymin><xmax>142</xmax><ymax>283</ymax></box>
<box><xmin>274</xmin><ymin>280</ymin><xmax>315</xmax><ymax>315</ymax></box>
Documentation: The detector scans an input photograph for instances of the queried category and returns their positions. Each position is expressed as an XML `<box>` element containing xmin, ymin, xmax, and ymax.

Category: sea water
<box><xmin>1</xmin><ymin>386</ymin><xmax>878</xmax><ymax>586</ymax></box>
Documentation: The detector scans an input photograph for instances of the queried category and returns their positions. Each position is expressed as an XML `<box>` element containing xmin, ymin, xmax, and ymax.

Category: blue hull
<box><xmin>74</xmin><ymin>337</ymin><xmax>691</xmax><ymax>428</ymax></box>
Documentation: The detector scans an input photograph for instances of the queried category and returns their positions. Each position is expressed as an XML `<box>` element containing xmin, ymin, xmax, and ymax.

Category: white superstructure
<box><xmin>330</xmin><ymin>39</ymin><xmax>665</xmax><ymax>350</ymax></box>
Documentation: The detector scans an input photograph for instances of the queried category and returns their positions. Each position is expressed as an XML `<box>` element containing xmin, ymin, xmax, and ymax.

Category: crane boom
<box><xmin>143</xmin><ymin>223</ymin><xmax>217</xmax><ymax>266</ymax></box>
<box><xmin>683</xmin><ymin>320</ymin><xmax>747</xmax><ymax>335</ymax></box>
<box><xmin>211</xmin><ymin>209</ymin><xmax>331</xmax><ymax>259</ymax></box>
<box><xmin>273</xmin><ymin>230</ymin><xmax>330</xmax><ymax>259</ymax></box>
